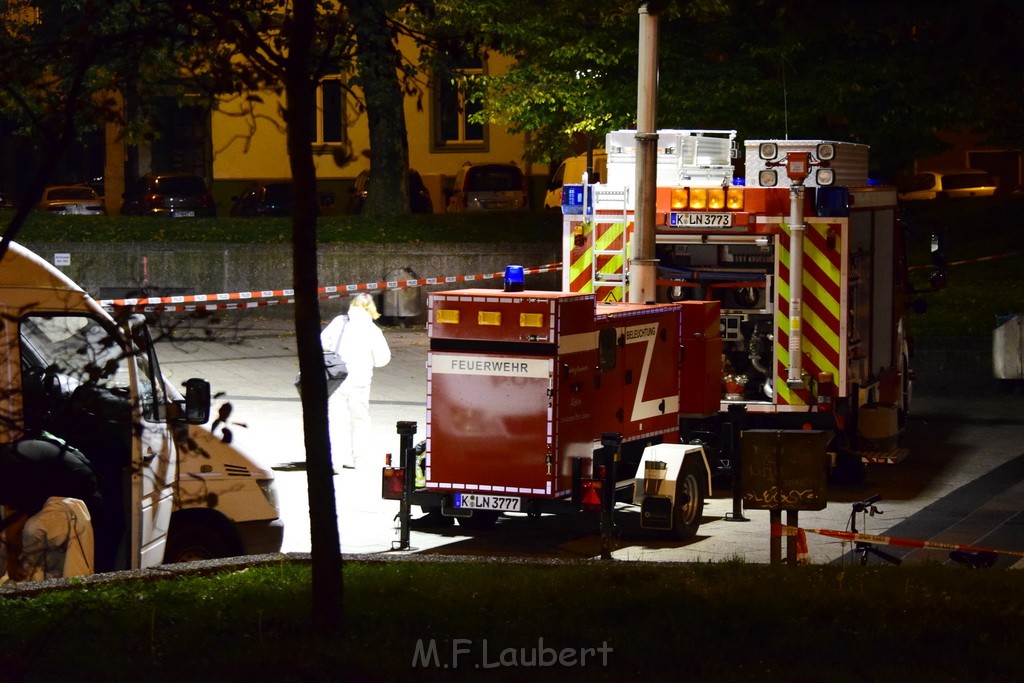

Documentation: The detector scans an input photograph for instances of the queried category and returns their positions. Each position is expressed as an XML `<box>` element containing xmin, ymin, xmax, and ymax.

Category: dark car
<box><xmin>347</xmin><ymin>169</ymin><xmax>433</xmax><ymax>215</ymax></box>
<box><xmin>230</xmin><ymin>181</ymin><xmax>295</xmax><ymax>217</ymax></box>
<box><xmin>121</xmin><ymin>172</ymin><xmax>217</xmax><ymax>217</ymax></box>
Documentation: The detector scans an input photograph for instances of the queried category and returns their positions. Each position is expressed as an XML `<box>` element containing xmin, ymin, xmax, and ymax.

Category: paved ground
<box><xmin>155</xmin><ymin>311</ymin><xmax>1024</xmax><ymax>569</ymax></box>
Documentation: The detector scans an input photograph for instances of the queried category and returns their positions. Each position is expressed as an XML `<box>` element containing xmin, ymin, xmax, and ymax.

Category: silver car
<box><xmin>898</xmin><ymin>170</ymin><xmax>998</xmax><ymax>201</ymax></box>
<box><xmin>38</xmin><ymin>185</ymin><xmax>105</xmax><ymax>215</ymax></box>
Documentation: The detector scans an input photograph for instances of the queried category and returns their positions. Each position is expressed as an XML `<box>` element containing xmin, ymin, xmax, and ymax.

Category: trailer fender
<box><xmin>632</xmin><ymin>443</ymin><xmax>710</xmax><ymax>537</ymax></box>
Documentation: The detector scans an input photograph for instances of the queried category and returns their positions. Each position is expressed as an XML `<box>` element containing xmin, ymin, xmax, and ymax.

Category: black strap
<box><xmin>0</xmin><ymin>509</ymin><xmax>29</xmax><ymax>534</ymax></box>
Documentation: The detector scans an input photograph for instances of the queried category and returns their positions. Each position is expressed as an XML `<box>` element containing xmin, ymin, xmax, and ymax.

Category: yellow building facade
<box><xmin>211</xmin><ymin>36</ymin><xmax>547</xmax><ymax>213</ymax></box>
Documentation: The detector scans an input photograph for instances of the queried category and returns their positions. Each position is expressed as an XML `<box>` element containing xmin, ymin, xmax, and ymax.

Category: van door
<box><xmin>18</xmin><ymin>313</ymin><xmax>174</xmax><ymax>570</ymax></box>
<box><xmin>124</xmin><ymin>318</ymin><xmax>176</xmax><ymax>569</ymax></box>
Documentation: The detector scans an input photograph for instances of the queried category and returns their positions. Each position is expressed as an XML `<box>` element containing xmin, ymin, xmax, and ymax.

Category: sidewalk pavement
<box><xmin>154</xmin><ymin>312</ymin><xmax>1024</xmax><ymax>568</ymax></box>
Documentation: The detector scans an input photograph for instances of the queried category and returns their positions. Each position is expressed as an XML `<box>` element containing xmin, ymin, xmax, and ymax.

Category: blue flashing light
<box><xmin>504</xmin><ymin>264</ymin><xmax>525</xmax><ymax>292</ymax></box>
<box><xmin>561</xmin><ymin>184</ymin><xmax>592</xmax><ymax>215</ymax></box>
<box><xmin>815</xmin><ymin>186</ymin><xmax>850</xmax><ymax>217</ymax></box>
<box><xmin>732</xmin><ymin>177</ymin><xmax>746</xmax><ymax>186</ymax></box>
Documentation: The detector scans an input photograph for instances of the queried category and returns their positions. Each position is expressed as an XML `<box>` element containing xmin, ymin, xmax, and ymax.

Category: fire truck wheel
<box><xmin>672</xmin><ymin>458</ymin><xmax>707</xmax><ymax>540</ymax></box>
<box><xmin>456</xmin><ymin>510</ymin><xmax>500</xmax><ymax>530</ymax></box>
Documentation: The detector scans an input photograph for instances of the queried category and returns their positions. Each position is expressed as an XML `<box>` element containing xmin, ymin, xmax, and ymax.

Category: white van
<box><xmin>543</xmin><ymin>150</ymin><xmax>608</xmax><ymax>210</ymax></box>
<box><xmin>0</xmin><ymin>242</ymin><xmax>282</xmax><ymax>574</ymax></box>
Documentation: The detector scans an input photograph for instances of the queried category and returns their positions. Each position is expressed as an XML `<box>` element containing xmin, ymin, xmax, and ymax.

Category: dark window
<box><xmin>942</xmin><ymin>173</ymin><xmax>994</xmax><ymax>190</ymax></box>
<box><xmin>435</xmin><ymin>54</ymin><xmax>485</xmax><ymax>148</ymax></box>
<box><xmin>322</xmin><ymin>80</ymin><xmax>343</xmax><ymax>143</ymax></box>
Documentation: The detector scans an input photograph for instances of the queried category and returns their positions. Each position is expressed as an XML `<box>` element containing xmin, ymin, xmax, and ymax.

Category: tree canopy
<box><xmin>427</xmin><ymin>0</ymin><xmax>1024</xmax><ymax>178</ymax></box>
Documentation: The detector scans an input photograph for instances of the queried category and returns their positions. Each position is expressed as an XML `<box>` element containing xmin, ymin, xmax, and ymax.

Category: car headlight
<box><xmin>257</xmin><ymin>478</ymin><xmax>280</xmax><ymax>511</ymax></box>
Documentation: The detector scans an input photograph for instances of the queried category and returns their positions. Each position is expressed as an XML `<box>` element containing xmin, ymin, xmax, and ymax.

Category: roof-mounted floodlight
<box><xmin>758</xmin><ymin>169</ymin><xmax>778</xmax><ymax>187</ymax></box>
<box><xmin>759</xmin><ymin>142</ymin><xmax>779</xmax><ymax>161</ymax></box>
<box><xmin>815</xmin><ymin>167</ymin><xmax>836</xmax><ymax>186</ymax></box>
<box><xmin>816</xmin><ymin>142</ymin><xmax>836</xmax><ymax>161</ymax></box>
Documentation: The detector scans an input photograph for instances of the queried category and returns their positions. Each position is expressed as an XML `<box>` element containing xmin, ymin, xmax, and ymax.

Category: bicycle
<box><xmin>848</xmin><ymin>494</ymin><xmax>902</xmax><ymax>566</ymax></box>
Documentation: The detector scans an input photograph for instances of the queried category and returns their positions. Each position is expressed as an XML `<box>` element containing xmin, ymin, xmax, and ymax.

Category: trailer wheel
<box><xmin>672</xmin><ymin>458</ymin><xmax>707</xmax><ymax>540</ymax></box>
<box><xmin>456</xmin><ymin>510</ymin><xmax>500</xmax><ymax>530</ymax></box>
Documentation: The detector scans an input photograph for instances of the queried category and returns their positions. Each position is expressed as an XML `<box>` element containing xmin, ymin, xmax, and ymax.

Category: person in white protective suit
<box><xmin>324</xmin><ymin>293</ymin><xmax>391</xmax><ymax>469</ymax></box>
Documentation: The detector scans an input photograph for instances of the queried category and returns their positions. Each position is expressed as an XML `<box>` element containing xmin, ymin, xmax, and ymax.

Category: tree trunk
<box><xmin>284</xmin><ymin>0</ymin><xmax>344</xmax><ymax>633</ymax></box>
<box><xmin>349</xmin><ymin>0</ymin><xmax>411</xmax><ymax>217</ymax></box>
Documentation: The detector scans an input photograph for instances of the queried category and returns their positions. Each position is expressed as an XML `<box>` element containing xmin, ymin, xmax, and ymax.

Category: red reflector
<box><xmin>382</xmin><ymin>468</ymin><xmax>405</xmax><ymax>500</ymax></box>
<box><xmin>596</xmin><ymin>464</ymin><xmax>607</xmax><ymax>479</ymax></box>
<box><xmin>802</xmin><ymin>423</ymin><xmax>813</xmax><ymax>430</ymax></box>
<box><xmin>581</xmin><ymin>481</ymin><xmax>603</xmax><ymax>511</ymax></box>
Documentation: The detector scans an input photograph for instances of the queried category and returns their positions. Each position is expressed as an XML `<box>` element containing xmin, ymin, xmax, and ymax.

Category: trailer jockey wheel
<box><xmin>456</xmin><ymin>510</ymin><xmax>500</xmax><ymax>531</ymax></box>
<box><xmin>671</xmin><ymin>458</ymin><xmax>708</xmax><ymax>541</ymax></box>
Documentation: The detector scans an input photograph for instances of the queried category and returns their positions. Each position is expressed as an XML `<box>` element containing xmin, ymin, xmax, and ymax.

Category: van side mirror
<box><xmin>183</xmin><ymin>378</ymin><xmax>211</xmax><ymax>424</ymax></box>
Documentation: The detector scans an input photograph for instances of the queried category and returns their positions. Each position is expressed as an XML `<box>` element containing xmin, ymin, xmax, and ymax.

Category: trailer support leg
<box><xmin>724</xmin><ymin>403</ymin><xmax>749</xmax><ymax>522</ymax></box>
<box><xmin>392</xmin><ymin>421</ymin><xmax>418</xmax><ymax>551</ymax></box>
<box><xmin>597</xmin><ymin>432</ymin><xmax>622</xmax><ymax>560</ymax></box>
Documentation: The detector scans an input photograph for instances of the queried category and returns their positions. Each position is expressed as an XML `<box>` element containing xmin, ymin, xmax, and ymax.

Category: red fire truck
<box><xmin>383</xmin><ymin>130</ymin><xmax>918</xmax><ymax>540</ymax></box>
<box><xmin>564</xmin><ymin>130</ymin><xmax>916</xmax><ymax>479</ymax></box>
<box><xmin>383</xmin><ymin>281</ymin><xmax>723</xmax><ymax>540</ymax></box>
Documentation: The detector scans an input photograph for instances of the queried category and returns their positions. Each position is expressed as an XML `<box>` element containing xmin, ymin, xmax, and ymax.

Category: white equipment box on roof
<box><xmin>606</xmin><ymin>129</ymin><xmax>738</xmax><ymax>205</ymax></box>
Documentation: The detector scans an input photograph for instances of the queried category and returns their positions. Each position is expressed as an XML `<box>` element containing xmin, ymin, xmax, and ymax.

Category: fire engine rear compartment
<box><xmin>415</xmin><ymin>289</ymin><xmax>717</xmax><ymax>525</ymax></box>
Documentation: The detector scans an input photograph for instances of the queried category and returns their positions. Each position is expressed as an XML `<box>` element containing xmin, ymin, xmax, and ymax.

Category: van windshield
<box><xmin>20</xmin><ymin>315</ymin><xmax>129</xmax><ymax>390</ymax></box>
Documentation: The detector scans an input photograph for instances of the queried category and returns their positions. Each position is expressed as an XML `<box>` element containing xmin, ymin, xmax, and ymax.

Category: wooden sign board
<box><xmin>740</xmin><ymin>430</ymin><xmax>830</xmax><ymax>511</ymax></box>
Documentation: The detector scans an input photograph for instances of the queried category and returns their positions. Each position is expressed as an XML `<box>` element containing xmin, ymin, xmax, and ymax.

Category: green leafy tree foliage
<box><xmin>426</xmin><ymin>0</ymin><xmax>1023</xmax><ymax>179</ymax></box>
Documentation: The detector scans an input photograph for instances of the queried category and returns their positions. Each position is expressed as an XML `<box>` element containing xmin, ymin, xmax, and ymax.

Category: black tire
<box><xmin>164</xmin><ymin>513</ymin><xmax>242</xmax><ymax>564</ymax></box>
<box><xmin>455</xmin><ymin>510</ymin><xmax>500</xmax><ymax>531</ymax></box>
<box><xmin>672</xmin><ymin>457</ymin><xmax>708</xmax><ymax>540</ymax></box>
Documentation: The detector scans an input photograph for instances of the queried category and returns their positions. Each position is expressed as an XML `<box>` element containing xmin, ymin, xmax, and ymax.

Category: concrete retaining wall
<box><xmin>22</xmin><ymin>241</ymin><xmax>562</xmax><ymax>318</ymax></box>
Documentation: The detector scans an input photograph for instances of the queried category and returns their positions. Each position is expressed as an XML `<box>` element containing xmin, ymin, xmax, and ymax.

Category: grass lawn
<box><xmin>1</xmin><ymin>559</ymin><xmax>1022</xmax><ymax>681</ymax></box>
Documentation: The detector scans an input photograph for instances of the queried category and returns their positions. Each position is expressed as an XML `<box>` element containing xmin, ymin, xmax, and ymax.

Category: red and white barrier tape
<box><xmin>772</xmin><ymin>523</ymin><xmax>1024</xmax><ymax>558</ymax></box>
<box><xmin>908</xmin><ymin>251</ymin><xmax>1022</xmax><ymax>271</ymax></box>
<box><xmin>98</xmin><ymin>263</ymin><xmax>563</xmax><ymax>313</ymax></box>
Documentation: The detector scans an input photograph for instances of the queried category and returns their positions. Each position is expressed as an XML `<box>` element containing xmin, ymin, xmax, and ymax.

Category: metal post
<box><xmin>770</xmin><ymin>510</ymin><xmax>782</xmax><ymax>564</ymax></box>
<box><xmin>724</xmin><ymin>403</ymin><xmax>748</xmax><ymax>522</ymax></box>
<box><xmin>631</xmin><ymin>3</ymin><xmax>660</xmax><ymax>303</ymax></box>
<box><xmin>786</xmin><ymin>182</ymin><xmax>806</xmax><ymax>388</ymax></box>
<box><xmin>392</xmin><ymin>421</ymin><xmax>418</xmax><ymax>551</ymax></box>
<box><xmin>786</xmin><ymin>510</ymin><xmax>799</xmax><ymax>564</ymax></box>
<box><xmin>598</xmin><ymin>432</ymin><xmax>622</xmax><ymax>560</ymax></box>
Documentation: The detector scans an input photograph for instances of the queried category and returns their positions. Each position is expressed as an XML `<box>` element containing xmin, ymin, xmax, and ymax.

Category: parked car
<box><xmin>38</xmin><ymin>185</ymin><xmax>105</xmax><ymax>215</ymax></box>
<box><xmin>230</xmin><ymin>181</ymin><xmax>295</xmax><ymax>217</ymax></box>
<box><xmin>446</xmin><ymin>162</ymin><xmax>528</xmax><ymax>212</ymax></box>
<box><xmin>121</xmin><ymin>172</ymin><xmax>217</xmax><ymax>217</ymax></box>
<box><xmin>898</xmin><ymin>169</ymin><xmax>999</xmax><ymax>201</ymax></box>
<box><xmin>347</xmin><ymin>169</ymin><xmax>433</xmax><ymax>214</ymax></box>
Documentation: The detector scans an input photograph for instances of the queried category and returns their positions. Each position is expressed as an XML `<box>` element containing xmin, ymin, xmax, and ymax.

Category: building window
<box><xmin>312</xmin><ymin>76</ymin><xmax>345</xmax><ymax>145</ymax></box>
<box><xmin>433</xmin><ymin>54</ymin><xmax>486</xmax><ymax>151</ymax></box>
